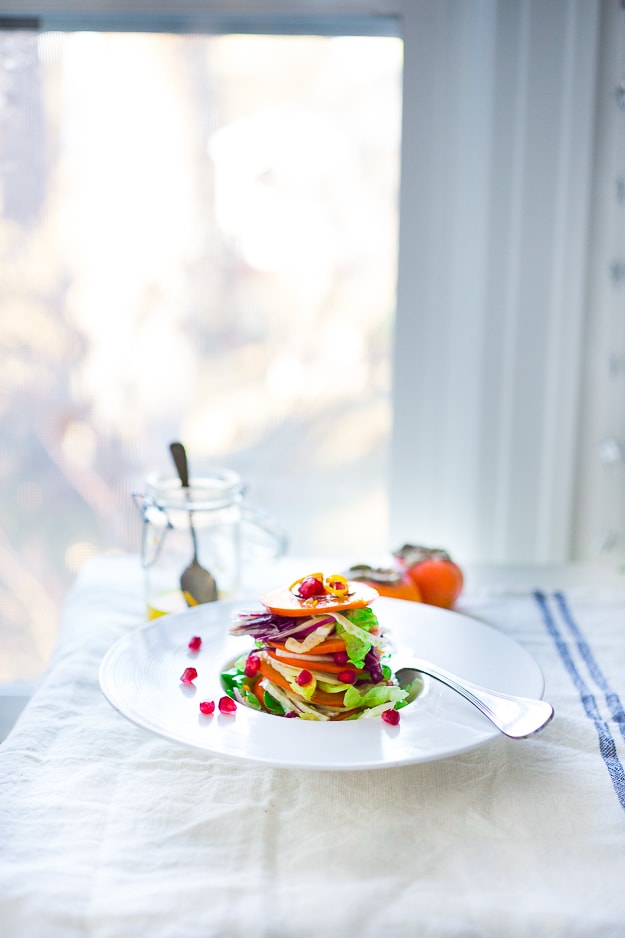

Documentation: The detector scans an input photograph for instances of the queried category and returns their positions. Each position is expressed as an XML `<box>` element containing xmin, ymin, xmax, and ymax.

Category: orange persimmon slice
<box><xmin>266</xmin><ymin>651</ymin><xmax>366</xmax><ymax>676</ymax></box>
<box><xmin>267</xmin><ymin>638</ymin><xmax>347</xmax><ymax>656</ymax></box>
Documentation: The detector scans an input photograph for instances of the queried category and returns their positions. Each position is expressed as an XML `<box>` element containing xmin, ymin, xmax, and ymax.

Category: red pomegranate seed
<box><xmin>297</xmin><ymin>576</ymin><xmax>325</xmax><ymax>599</ymax></box>
<box><xmin>180</xmin><ymin>667</ymin><xmax>198</xmax><ymax>685</ymax></box>
<box><xmin>199</xmin><ymin>700</ymin><xmax>215</xmax><ymax>715</ymax></box>
<box><xmin>296</xmin><ymin>669</ymin><xmax>313</xmax><ymax>686</ymax></box>
<box><xmin>218</xmin><ymin>696</ymin><xmax>237</xmax><ymax>714</ymax></box>
<box><xmin>381</xmin><ymin>708</ymin><xmax>400</xmax><ymax>725</ymax></box>
<box><xmin>285</xmin><ymin>711</ymin><xmax>298</xmax><ymax>718</ymax></box>
<box><xmin>333</xmin><ymin>651</ymin><xmax>349</xmax><ymax>665</ymax></box>
<box><xmin>188</xmin><ymin>636</ymin><xmax>202</xmax><ymax>652</ymax></box>
<box><xmin>244</xmin><ymin>654</ymin><xmax>261</xmax><ymax>677</ymax></box>
<box><xmin>337</xmin><ymin>670</ymin><xmax>357</xmax><ymax>684</ymax></box>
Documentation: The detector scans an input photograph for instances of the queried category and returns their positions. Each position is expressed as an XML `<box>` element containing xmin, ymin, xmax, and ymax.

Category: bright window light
<box><xmin>0</xmin><ymin>28</ymin><xmax>402</xmax><ymax>680</ymax></box>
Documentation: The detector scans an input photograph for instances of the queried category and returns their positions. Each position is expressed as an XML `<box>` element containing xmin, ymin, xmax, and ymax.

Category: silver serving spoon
<box><xmin>169</xmin><ymin>442</ymin><xmax>218</xmax><ymax>605</ymax></box>
<box><xmin>395</xmin><ymin>657</ymin><xmax>554</xmax><ymax>738</ymax></box>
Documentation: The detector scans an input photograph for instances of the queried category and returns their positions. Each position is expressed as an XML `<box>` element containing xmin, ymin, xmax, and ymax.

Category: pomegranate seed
<box><xmin>297</xmin><ymin>576</ymin><xmax>325</xmax><ymax>599</ymax></box>
<box><xmin>199</xmin><ymin>700</ymin><xmax>215</xmax><ymax>715</ymax></box>
<box><xmin>285</xmin><ymin>711</ymin><xmax>298</xmax><ymax>718</ymax></box>
<box><xmin>333</xmin><ymin>651</ymin><xmax>349</xmax><ymax>665</ymax></box>
<box><xmin>188</xmin><ymin>635</ymin><xmax>202</xmax><ymax>652</ymax></box>
<box><xmin>382</xmin><ymin>708</ymin><xmax>400</xmax><ymax>725</ymax></box>
<box><xmin>244</xmin><ymin>654</ymin><xmax>261</xmax><ymax>677</ymax></box>
<box><xmin>218</xmin><ymin>696</ymin><xmax>237</xmax><ymax>714</ymax></box>
<box><xmin>337</xmin><ymin>670</ymin><xmax>357</xmax><ymax>684</ymax></box>
<box><xmin>180</xmin><ymin>667</ymin><xmax>198</xmax><ymax>685</ymax></box>
<box><xmin>296</xmin><ymin>669</ymin><xmax>313</xmax><ymax>686</ymax></box>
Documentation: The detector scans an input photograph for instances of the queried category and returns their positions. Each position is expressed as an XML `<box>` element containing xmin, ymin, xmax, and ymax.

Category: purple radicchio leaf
<box><xmin>364</xmin><ymin>646</ymin><xmax>384</xmax><ymax>684</ymax></box>
<box><xmin>229</xmin><ymin>610</ymin><xmax>335</xmax><ymax>643</ymax></box>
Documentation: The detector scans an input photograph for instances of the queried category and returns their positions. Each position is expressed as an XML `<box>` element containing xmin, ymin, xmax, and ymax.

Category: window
<box><xmin>0</xmin><ymin>21</ymin><xmax>402</xmax><ymax>681</ymax></box>
<box><xmin>0</xmin><ymin>0</ymin><xmax>609</xmax><ymax>688</ymax></box>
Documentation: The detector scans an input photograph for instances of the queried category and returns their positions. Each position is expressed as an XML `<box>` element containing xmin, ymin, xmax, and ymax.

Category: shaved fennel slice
<box><xmin>271</xmin><ymin>649</ymin><xmax>336</xmax><ymax>663</ymax></box>
<box><xmin>328</xmin><ymin>611</ymin><xmax>386</xmax><ymax>650</ymax></box>
<box><xmin>259</xmin><ymin>678</ymin><xmax>329</xmax><ymax>721</ymax></box>
<box><xmin>359</xmin><ymin>702</ymin><xmax>400</xmax><ymax>719</ymax></box>
<box><xmin>284</xmin><ymin>624</ymin><xmax>333</xmax><ymax>653</ymax></box>
<box><xmin>266</xmin><ymin>655</ymin><xmax>347</xmax><ymax>689</ymax></box>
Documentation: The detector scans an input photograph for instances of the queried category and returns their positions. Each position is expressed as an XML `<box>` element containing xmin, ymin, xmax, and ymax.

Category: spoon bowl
<box><xmin>169</xmin><ymin>442</ymin><xmax>218</xmax><ymax>606</ymax></box>
<box><xmin>395</xmin><ymin>656</ymin><xmax>554</xmax><ymax>738</ymax></box>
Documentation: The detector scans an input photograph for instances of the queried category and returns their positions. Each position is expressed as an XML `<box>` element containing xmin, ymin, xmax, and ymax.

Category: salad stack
<box><xmin>221</xmin><ymin>573</ymin><xmax>412</xmax><ymax>721</ymax></box>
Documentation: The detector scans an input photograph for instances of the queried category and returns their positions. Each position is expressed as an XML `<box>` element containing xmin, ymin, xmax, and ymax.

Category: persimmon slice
<box><xmin>266</xmin><ymin>651</ymin><xmax>366</xmax><ymax>675</ymax></box>
<box><xmin>260</xmin><ymin>580</ymin><xmax>379</xmax><ymax>617</ymax></box>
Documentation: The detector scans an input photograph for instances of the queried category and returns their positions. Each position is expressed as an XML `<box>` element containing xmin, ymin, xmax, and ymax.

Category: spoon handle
<box><xmin>169</xmin><ymin>442</ymin><xmax>189</xmax><ymax>489</ymax></box>
<box><xmin>399</xmin><ymin>658</ymin><xmax>554</xmax><ymax>738</ymax></box>
<box><xmin>169</xmin><ymin>441</ymin><xmax>198</xmax><ymax>557</ymax></box>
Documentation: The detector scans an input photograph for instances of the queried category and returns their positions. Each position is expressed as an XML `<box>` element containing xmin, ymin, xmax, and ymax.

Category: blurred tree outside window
<box><xmin>0</xmin><ymin>28</ymin><xmax>402</xmax><ymax>682</ymax></box>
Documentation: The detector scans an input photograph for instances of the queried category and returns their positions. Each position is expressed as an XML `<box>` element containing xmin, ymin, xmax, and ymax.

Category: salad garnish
<box><xmin>221</xmin><ymin>573</ymin><xmax>421</xmax><ymax>722</ymax></box>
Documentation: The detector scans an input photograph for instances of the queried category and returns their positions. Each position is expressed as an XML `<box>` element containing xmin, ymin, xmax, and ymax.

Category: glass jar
<box><xmin>136</xmin><ymin>467</ymin><xmax>286</xmax><ymax>618</ymax></box>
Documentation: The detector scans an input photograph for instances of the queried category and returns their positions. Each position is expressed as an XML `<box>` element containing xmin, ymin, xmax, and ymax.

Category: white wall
<box><xmin>574</xmin><ymin>0</ymin><xmax>625</xmax><ymax>564</ymax></box>
<box><xmin>391</xmin><ymin>0</ymin><xmax>602</xmax><ymax>564</ymax></box>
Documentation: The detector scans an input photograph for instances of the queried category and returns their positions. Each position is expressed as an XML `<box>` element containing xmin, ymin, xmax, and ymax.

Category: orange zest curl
<box><xmin>324</xmin><ymin>574</ymin><xmax>349</xmax><ymax>598</ymax></box>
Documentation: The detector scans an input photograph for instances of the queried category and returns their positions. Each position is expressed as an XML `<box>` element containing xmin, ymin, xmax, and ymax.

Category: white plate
<box><xmin>99</xmin><ymin>597</ymin><xmax>546</xmax><ymax>771</ymax></box>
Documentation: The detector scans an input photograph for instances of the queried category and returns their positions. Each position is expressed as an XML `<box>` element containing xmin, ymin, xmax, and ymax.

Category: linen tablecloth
<box><xmin>2</xmin><ymin>554</ymin><xmax>625</xmax><ymax>937</ymax></box>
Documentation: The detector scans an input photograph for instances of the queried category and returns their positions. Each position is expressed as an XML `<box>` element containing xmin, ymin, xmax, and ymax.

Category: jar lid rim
<box><xmin>144</xmin><ymin>467</ymin><xmax>243</xmax><ymax>508</ymax></box>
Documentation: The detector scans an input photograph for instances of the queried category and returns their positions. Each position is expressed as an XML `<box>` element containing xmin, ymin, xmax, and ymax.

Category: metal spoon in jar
<box><xmin>394</xmin><ymin>657</ymin><xmax>554</xmax><ymax>738</ymax></box>
<box><xmin>169</xmin><ymin>442</ymin><xmax>218</xmax><ymax>605</ymax></box>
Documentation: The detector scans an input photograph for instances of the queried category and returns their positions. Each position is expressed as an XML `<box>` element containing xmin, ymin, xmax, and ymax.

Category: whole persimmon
<box><xmin>345</xmin><ymin>565</ymin><xmax>422</xmax><ymax>602</ymax></box>
<box><xmin>393</xmin><ymin>545</ymin><xmax>463</xmax><ymax>609</ymax></box>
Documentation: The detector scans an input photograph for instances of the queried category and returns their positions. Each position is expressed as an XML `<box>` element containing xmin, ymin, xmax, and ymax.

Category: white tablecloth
<box><xmin>2</xmin><ymin>554</ymin><xmax>625</xmax><ymax>937</ymax></box>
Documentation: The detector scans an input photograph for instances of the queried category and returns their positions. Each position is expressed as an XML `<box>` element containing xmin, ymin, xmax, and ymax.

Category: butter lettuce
<box><xmin>317</xmin><ymin>680</ymin><xmax>348</xmax><ymax>694</ymax></box>
<box><xmin>220</xmin><ymin>656</ymin><xmax>249</xmax><ymax>697</ymax></box>
<box><xmin>332</xmin><ymin>607</ymin><xmax>382</xmax><ymax>668</ymax></box>
<box><xmin>344</xmin><ymin>606</ymin><xmax>379</xmax><ymax>632</ymax></box>
<box><xmin>262</xmin><ymin>690</ymin><xmax>286</xmax><ymax>715</ymax></box>
<box><xmin>343</xmin><ymin>682</ymin><xmax>408</xmax><ymax>711</ymax></box>
<box><xmin>334</xmin><ymin>626</ymin><xmax>369</xmax><ymax>668</ymax></box>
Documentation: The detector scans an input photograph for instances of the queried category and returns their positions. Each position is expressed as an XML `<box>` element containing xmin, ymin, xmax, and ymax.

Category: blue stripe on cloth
<box><xmin>554</xmin><ymin>591</ymin><xmax>625</xmax><ymax>744</ymax></box>
<box><xmin>534</xmin><ymin>590</ymin><xmax>625</xmax><ymax>813</ymax></box>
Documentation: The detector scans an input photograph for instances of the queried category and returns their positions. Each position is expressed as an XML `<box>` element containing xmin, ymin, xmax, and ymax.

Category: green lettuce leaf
<box><xmin>344</xmin><ymin>606</ymin><xmax>379</xmax><ymax>632</ymax></box>
<box><xmin>317</xmin><ymin>679</ymin><xmax>350</xmax><ymax>694</ymax></box>
<box><xmin>263</xmin><ymin>690</ymin><xmax>285</xmax><ymax>714</ymax></box>
<box><xmin>241</xmin><ymin>688</ymin><xmax>262</xmax><ymax>710</ymax></box>
<box><xmin>343</xmin><ymin>682</ymin><xmax>408</xmax><ymax>710</ymax></box>
<box><xmin>220</xmin><ymin>663</ymin><xmax>248</xmax><ymax>697</ymax></box>
<box><xmin>331</xmin><ymin>609</ymin><xmax>379</xmax><ymax>668</ymax></box>
<box><xmin>332</xmin><ymin>622</ymin><xmax>369</xmax><ymax>668</ymax></box>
